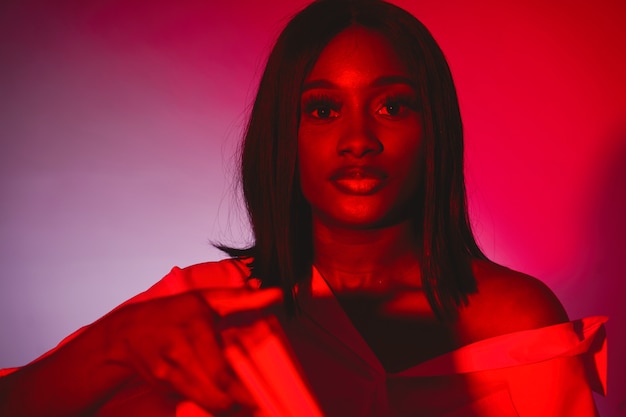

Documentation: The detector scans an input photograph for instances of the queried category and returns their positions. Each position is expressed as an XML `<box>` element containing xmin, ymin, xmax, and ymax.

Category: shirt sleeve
<box><xmin>0</xmin><ymin>258</ymin><xmax>254</xmax><ymax>378</ymax></box>
<box><xmin>397</xmin><ymin>316</ymin><xmax>608</xmax><ymax>417</ymax></box>
<box><xmin>397</xmin><ymin>315</ymin><xmax>607</xmax><ymax>394</ymax></box>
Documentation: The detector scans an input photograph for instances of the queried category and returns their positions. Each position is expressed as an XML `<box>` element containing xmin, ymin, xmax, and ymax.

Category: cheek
<box><xmin>387</xmin><ymin>156</ymin><xmax>423</xmax><ymax>213</ymax></box>
<box><xmin>297</xmin><ymin>127</ymin><xmax>335</xmax><ymax>196</ymax></box>
<box><xmin>384</xmin><ymin>156</ymin><xmax>424</xmax><ymax>221</ymax></box>
<box><xmin>382</xmin><ymin>129</ymin><xmax>424</xmax><ymax>188</ymax></box>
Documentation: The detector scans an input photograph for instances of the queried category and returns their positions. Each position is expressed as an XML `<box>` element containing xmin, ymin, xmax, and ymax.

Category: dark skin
<box><xmin>0</xmin><ymin>288</ymin><xmax>282</xmax><ymax>416</ymax></box>
<box><xmin>310</xmin><ymin>219</ymin><xmax>449</xmax><ymax>372</ymax></box>
<box><xmin>298</xmin><ymin>26</ymin><xmax>570</xmax><ymax>376</ymax></box>
<box><xmin>298</xmin><ymin>25</ymin><xmax>455</xmax><ymax>372</ymax></box>
<box><xmin>0</xmin><ymin>25</ymin><xmax>594</xmax><ymax>417</ymax></box>
<box><xmin>312</xmin><ymin>216</ymin><xmax>570</xmax><ymax>373</ymax></box>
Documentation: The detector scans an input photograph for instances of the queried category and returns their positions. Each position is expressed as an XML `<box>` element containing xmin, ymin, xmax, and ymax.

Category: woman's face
<box><xmin>298</xmin><ymin>26</ymin><xmax>423</xmax><ymax>230</ymax></box>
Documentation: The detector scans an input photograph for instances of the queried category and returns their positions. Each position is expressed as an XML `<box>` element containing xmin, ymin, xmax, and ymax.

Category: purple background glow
<box><xmin>1</xmin><ymin>0</ymin><xmax>624</xmax><ymax>414</ymax></box>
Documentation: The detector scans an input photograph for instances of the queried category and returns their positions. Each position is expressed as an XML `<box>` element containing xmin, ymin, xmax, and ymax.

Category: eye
<box><xmin>379</xmin><ymin>102</ymin><xmax>402</xmax><ymax>116</ymax></box>
<box><xmin>376</xmin><ymin>95</ymin><xmax>418</xmax><ymax>118</ymax></box>
<box><xmin>312</xmin><ymin>105</ymin><xmax>339</xmax><ymax>119</ymax></box>
<box><xmin>302</xmin><ymin>95</ymin><xmax>341</xmax><ymax>120</ymax></box>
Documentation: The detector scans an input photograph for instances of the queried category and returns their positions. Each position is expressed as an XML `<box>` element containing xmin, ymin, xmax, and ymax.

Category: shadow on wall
<box><xmin>572</xmin><ymin>126</ymin><xmax>626</xmax><ymax>417</ymax></box>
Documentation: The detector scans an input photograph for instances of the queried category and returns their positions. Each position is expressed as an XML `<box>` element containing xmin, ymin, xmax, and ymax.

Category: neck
<box><xmin>312</xmin><ymin>218</ymin><xmax>422</xmax><ymax>293</ymax></box>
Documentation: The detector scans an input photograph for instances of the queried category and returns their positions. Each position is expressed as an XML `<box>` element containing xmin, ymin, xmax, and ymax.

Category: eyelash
<box><xmin>301</xmin><ymin>93</ymin><xmax>419</xmax><ymax>120</ymax></box>
<box><xmin>302</xmin><ymin>94</ymin><xmax>341</xmax><ymax>119</ymax></box>
<box><xmin>378</xmin><ymin>94</ymin><xmax>419</xmax><ymax>116</ymax></box>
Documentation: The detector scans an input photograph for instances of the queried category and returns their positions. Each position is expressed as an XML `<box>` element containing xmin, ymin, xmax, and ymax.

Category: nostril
<box><xmin>337</xmin><ymin>137</ymin><xmax>383</xmax><ymax>158</ymax></box>
<box><xmin>337</xmin><ymin>125</ymin><xmax>383</xmax><ymax>157</ymax></box>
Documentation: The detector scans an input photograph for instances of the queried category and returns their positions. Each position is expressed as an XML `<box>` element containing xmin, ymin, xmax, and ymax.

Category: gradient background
<box><xmin>1</xmin><ymin>0</ymin><xmax>624</xmax><ymax>414</ymax></box>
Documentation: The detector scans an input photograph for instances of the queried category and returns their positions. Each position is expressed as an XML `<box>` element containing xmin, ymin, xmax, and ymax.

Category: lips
<box><xmin>329</xmin><ymin>166</ymin><xmax>388</xmax><ymax>195</ymax></box>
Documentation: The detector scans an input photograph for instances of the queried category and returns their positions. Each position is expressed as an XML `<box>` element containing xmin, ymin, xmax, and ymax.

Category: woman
<box><xmin>0</xmin><ymin>0</ymin><xmax>606</xmax><ymax>416</ymax></box>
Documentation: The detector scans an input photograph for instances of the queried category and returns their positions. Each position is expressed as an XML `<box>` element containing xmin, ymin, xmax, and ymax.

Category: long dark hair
<box><xmin>217</xmin><ymin>0</ymin><xmax>487</xmax><ymax>319</ymax></box>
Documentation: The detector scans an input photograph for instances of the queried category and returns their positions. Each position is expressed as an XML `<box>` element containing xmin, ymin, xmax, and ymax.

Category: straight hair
<box><xmin>217</xmin><ymin>0</ymin><xmax>487</xmax><ymax>319</ymax></box>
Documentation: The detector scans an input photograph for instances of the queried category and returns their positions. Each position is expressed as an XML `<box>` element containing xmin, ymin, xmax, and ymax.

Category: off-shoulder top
<box><xmin>1</xmin><ymin>258</ymin><xmax>607</xmax><ymax>416</ymax></box>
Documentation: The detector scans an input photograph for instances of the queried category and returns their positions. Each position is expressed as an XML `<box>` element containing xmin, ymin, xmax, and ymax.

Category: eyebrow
<box><xmin>301</xmin><ymin>75</ymin><xmax>416</xmax><ymax>92</ymax></box>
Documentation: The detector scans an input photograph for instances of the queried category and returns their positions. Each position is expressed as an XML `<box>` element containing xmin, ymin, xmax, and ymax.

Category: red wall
<box><xmin>1</xmin><ymin>0</ymin><xmax>624</xmax><ymax>414</ymax></box>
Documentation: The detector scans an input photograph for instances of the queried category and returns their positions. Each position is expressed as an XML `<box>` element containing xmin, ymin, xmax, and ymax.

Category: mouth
<box><xmin>329</xmin><ymin>166</ymin><xmax>388</xmax><ymax>195</ymax></box>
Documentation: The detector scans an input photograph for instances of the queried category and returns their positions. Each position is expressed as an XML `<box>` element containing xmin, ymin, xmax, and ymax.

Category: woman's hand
<box><xmin>102</xmin><ymin>288</ymin><xmax>283</xmax><ymax>415</ymax></box>
<box><xmin>0</xmin><ymin>287</ymin><xmax>283</xmax><ymax>417</ymax></box>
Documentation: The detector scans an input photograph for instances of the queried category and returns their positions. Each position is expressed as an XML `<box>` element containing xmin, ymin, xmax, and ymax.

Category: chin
<box><xmin>323</xmin><ymin>208</ymin><xmax>405</xmax><ymax>230</ymax></box>
<box><xmin>308</xmin><ymin>190</ymin><xmax>418</xmax><ymax>230</ymax></box>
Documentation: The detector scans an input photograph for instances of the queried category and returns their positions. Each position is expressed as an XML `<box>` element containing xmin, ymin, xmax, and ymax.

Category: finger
<box><xmin>157</xmin><ymin>334</ymin><xmax>238</xmax><ymax>413</ymax></box>
<box><xmin>200</xmin><ymin>288</ymin><xmax>283</xmax><ymax>317</ymax></box>
<box><xmin>123</xmin><ymin>336</ymin><xmax>176</xmax><ymax>390</ymax></box>
<box><xmin>126</xmin><ymin>312</ymin><xmax>253</xmax><ymax>412</ymax></box>
<box><xmin>184</xmin><ymin>317</ymin><xmax>258</xmax><ymax>409</ymax></box>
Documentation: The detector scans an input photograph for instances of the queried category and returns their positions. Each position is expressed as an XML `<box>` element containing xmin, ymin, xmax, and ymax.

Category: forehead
<box><xmin>305</xmin><ymin>26</ymin><xmax>410</xmax><ymax>88</ymax></box>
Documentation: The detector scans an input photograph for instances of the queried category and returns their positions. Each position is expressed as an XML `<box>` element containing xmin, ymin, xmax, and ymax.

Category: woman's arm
<box><xmin>0</xmin><ymin>315</ymin><xmax>132</xmax><ymax>416</ymax></box>
<box><xmin>0</xmin><ymin>288</ymin><xmax>282</xmax><ymax>416</ymax></box>
<box><xmin>466</xmin><ymin>260</ymin><xmax>602</xmax><ymax>416</ymax></box>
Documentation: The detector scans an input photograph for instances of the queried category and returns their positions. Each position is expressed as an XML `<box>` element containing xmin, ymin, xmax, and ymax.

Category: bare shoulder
<box><xmin>456</xmin><ymin>259</ymin><xmax>569</xmax><ymax>344</ymax></box>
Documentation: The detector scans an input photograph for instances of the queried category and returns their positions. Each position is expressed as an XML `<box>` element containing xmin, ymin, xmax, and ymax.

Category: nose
<box><xmin>337</xmin><ymin>113</ymin><xmax>383</xmax><ymax>158</ymax></box>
